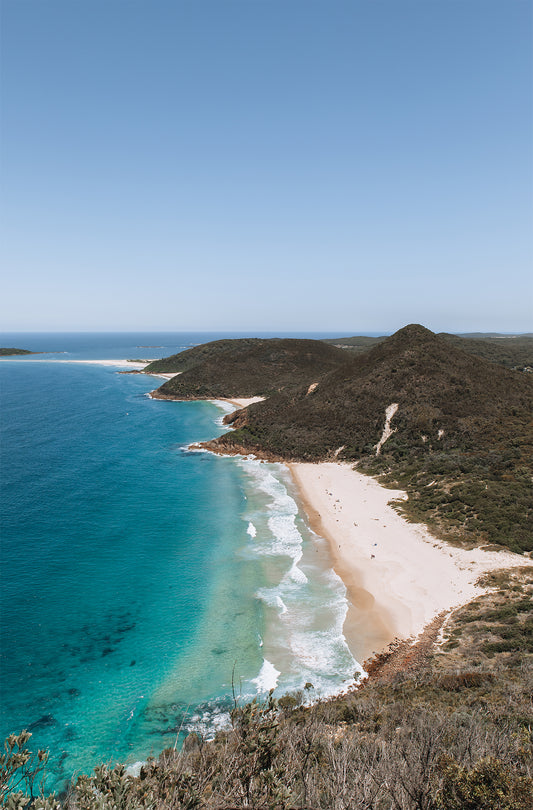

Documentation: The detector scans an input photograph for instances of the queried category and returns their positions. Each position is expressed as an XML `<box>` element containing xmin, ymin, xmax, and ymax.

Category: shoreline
<box><xmin>215</xmin><ymin>396</ymin><xmax>265</xmax><ymax>409</ymax></box>
<box><xmin>155</xmin><ymin>395</ymin><xmax>532</xmax><ymax>668</ymax></box>
<box><xmin>288</xmin><ymin>463</ymin><xmax>396</xmax><ymax>664</ymax></box>
<box><xmin>148</xmin><ymin>390</ymin><xmax>265</xmax><ymax>408</ymax></box>
<box><xmin>0</xmin><ymin>357</ymin><xmax>152</xmax><ymax>368</ymax></box>
<box><xmin>288</xmin><ymin>461</ymin><xmax>531</xmax><ymax>664</ymax></box>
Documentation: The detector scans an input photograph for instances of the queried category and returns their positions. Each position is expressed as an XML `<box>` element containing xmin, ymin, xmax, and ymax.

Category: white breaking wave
<box><xmin>246</xmin><ymin>521</ymin><xmax>257</xmax><ymax>538</ymax></box>
<box><xmin>286</xmin><ymin>560</ymin><xmax>308</xmax><ymax>585</ymax></box>
<box><xmin>187</xmin><ymin>708</ymin><xmax>232</xmax><ymax>740</ymax></box>
<box><xmin>236</xmin><ymin>458</ymin><xmax>361</xmax><ymax>702</ymax></box>
<box><xmin>241</xmin><ymin>462</ymin><xmax>305</xmax><ymax>576</ymax></box>
<box><xmin>210</xmin><ymin>400</ymin><xmax>238</xmax><ymax>428</ymax></box>
<box><xmin>252</xmin><ymin>658</ymin><xmax>281</xmax><ymax>692</ymax></box>
<box><xmin>125</xmin><ymin>761</ymin><xmax>145</xmax><ymax>778</ymax></box>
<box><xmin>267</xmin><ymin>512</ymin><xmax>305</xmax><ymax>560</ymax></box>
<box><xmin>211</xmin><ymin>399</ymin><xmax>237</xmax><ymax>414</ymax></box>
<box><xmin>257</xmin><ymin>588</ymin><xmax>288</xmax><ymax>616</ymax></box>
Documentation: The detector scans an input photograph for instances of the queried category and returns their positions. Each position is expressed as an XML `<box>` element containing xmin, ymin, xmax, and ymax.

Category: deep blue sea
<box><xmin>0</xmin><ymin>333</ymin><xmax>362</xmax><ymax>792</ymax></box>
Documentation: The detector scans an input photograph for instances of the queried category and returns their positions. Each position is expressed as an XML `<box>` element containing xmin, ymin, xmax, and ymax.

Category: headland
<box><xmin>144</xmin><ymin>324</ymin><xmax>533</xmax><ymax>665</ymax></box>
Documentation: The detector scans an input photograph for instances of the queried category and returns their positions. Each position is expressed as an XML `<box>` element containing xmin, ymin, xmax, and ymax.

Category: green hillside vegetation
<box><xmin>5</xmin><ymin>568</ymin><xmax>533</xmax><ymax>809</ymax></box>
<box><xmin>323</xmin><ymin>333</ymin><xmax>533</xmax><ymax>369</ymax></box>
<box><xmin>439</xmin><ymin>333</ymin><xmax>533</xmax><ymax>370</ymax></box>
<box><xmin>457</xmin><ymin>332</ymin><xmax>533</xmax><ymax>338</ymax></box>
<box><xmin>0</xmin><ymin>348</ymin><xmax>36</xmax><ymax>356</ymax></box>
<box><xmin>149</xmin><ymin>338</ymin><xmax>348</xmax><ymax>399</ymax></box>
<box><xmin>207</xmin><ymin>325</ymin><xmax>533</xmax><ymax>553</ymax></box>
<box><xmin>321</xmin><ymin>335</ymin><xmax>385</xmax><ymax>352</ymax></box>
<box><xmin>144</xmin><ymin>338</ymin><xmax>267</xmax><ymax>374</ymax></box>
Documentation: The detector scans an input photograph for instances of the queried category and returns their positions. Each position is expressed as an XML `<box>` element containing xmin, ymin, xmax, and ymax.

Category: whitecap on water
<box><xmin>125</xmin><ymin>761</ymin><xmax>145</xmax><ymax>778</ymax></box>
<box><xmin>252</xmin><ymin>659</ymin><xmax>281</xmax><ymax>693</ymax></box>
<box><xmin>235</xmin><ymin>458</ymin><xmax>360</xmax><ymax>701</ymax></box>
<box><xmin>185</xmin><ymin>705</ymin><xmax>232</xmax><ymax>741</ymax></box>
<box><xmin>210</xmin><ymin>400</ymin><xmax>237</xmax><ymax>427</ymax></box>
<box><xmin>257</xmin><ymin>588</ymin><xmax>288</xmax><ymax>616</ymax></box>
<box><xmin>246</xmin><ymin>521</ymin><xmax>257</xmax><ymax>538</ymax></box>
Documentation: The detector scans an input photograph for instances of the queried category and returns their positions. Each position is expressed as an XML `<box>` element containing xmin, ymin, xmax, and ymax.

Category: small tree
<box><xmin>0</xmin><ymin>731</ymin><xmax>59</xmax><ymax>809</ymax></box>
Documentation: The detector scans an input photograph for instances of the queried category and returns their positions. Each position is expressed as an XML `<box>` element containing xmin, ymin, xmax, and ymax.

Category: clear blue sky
<box><xmin>1</xmin><ymin>0</ymin><xmax>532</xmax><ymax>333</ymax></box>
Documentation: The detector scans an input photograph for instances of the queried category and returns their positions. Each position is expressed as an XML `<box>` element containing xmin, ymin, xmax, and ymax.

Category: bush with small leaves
<box><xmin>0</xmin><ymin>732</ymin><xmax>54</xmax><ymax>808</ymax></box>
<box><xmin>437</xmin><ymin>755</ymin><xmax>533</xmax><ymax>810</ymax></box>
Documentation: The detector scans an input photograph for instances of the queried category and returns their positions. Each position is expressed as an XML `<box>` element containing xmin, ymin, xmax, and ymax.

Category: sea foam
<box><xmin>252</xmin><ymin>658</ymin><xmax>281</xmax><ymax>692</ymax></box>
<box><xmin>237</xmin><ymin>459</ymin><xmax>360</xmax><ymax>700</ymax></box>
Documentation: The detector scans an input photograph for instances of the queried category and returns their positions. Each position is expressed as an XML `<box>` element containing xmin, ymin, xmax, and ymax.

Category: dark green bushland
<box><xmin>212</xmin><ymin>326</ymin><xmax>533</xmax><ymax>552</ymax></box>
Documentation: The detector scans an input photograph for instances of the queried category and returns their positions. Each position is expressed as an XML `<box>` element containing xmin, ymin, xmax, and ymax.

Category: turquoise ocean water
<box><xmin>0</xmin><ymin>333</ymin><xmax>362</xmax><ymax>792</ymax></box>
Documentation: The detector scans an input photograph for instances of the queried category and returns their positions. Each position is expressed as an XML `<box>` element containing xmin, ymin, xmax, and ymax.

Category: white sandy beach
<box><xmin>0</xmin><ymin>356</ymin><xmax>189</xmax><ymax>381</ymax></box>
<box><xmin>289</xmin><ymin>462</ymin><xmax>531</xmax><ymax>663</ymax></box>
<box><xmin>219</xmin><ymin>397</ymin><xmax>265</xmax><ymax>409</ymax></box>
<box><xmin>63</xmin><ymin>359</ymin><xmax>150</xmax><ymax>368</ymax></box>
<box><xmin>39</xmin><ymin>360</ymin><xmax>182</xmax><ymax>377</ymax></box>
<box><xmin>147</xmin><ymin>371</ymin><xmax>182</xmax><ymax>379</ymax></box>
<box><xmin>0</xmin><ymin>357</ymin><xmax>151</xmax><ymax>368</ymax></box>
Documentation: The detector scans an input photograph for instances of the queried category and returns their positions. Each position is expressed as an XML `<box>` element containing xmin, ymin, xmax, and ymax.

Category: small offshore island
<box><xmin>7</xmin><ymin>325</ymin><xmax>533</xmax><ymax>808</ymax></box>
<box><xmin>0</xmin><ymin>347</ymin><xmax>38</xmax><ymax>356</ymax></box>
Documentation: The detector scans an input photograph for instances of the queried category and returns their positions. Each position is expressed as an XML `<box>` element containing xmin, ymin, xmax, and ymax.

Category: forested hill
<box><xmin>438</xmin><ymin>333</ymin><xmax>533</xmax><ymax>370</ymax></box>
<box><xmin>323</xmin><ymin>332</ymin><xmax>533</xmax><ymax>369</ymax></box>
<box><xmin>205</xmin><ymin>325</ymin><xmax>533</xmax><ymax>553</ymax></box>
<box><xmin>145</xmin><ymin>338</ymin><xmax>266</xmax><ymax>373</ymax></box>
<box><xmin>0</xmin><ymin>348</ymin><xmax>36</xmax><ymax>356</ymax></box>
<box><xmin>217</xmin><ymin>324</ymin><xmax>532</xmax><ymax>460</ymax></box>
<box><xmin>149</xmin><ymin>338</ymin><xmax>348</xmax><ymax>399</ymax></box>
